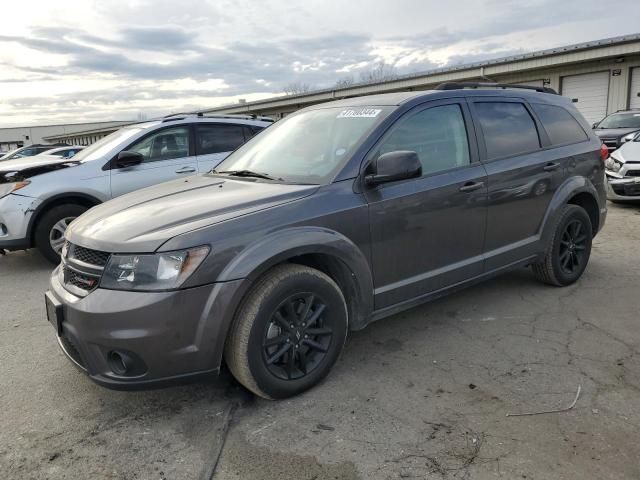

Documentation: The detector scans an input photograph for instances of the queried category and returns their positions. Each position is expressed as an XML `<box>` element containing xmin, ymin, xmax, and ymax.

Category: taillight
<box><xmin>600</xmin><ymin>143</ymin><xmax>609</xmax><ymax>161</ymax></box>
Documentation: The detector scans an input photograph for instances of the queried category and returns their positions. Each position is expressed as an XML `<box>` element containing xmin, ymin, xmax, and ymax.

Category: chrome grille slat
<box><xmin>61</xmin><ymin>242</ymin><xmax>111</xmax><ymax>295</ymax></box>
<box><xmin>67</xmin><ymin>242</ymin><xmax>110</xmax><ymax>267</ymax></box>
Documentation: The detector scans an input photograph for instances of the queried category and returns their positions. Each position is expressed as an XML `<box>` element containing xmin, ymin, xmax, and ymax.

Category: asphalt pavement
<box><xmin>1</xmin><ymin>202</ymin><xmax>639</xmax><ymax>480</ymax></box>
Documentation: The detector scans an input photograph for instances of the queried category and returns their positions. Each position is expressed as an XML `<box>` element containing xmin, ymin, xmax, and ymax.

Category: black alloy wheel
<box><xmin>532</xmin><ymin>204</ymin><xmax>592</xmax><ymax>286</ymax></box>
<box><xmin>558</xmin><ymin>218</ymin><xmax>589</xmax><ymax>275</ymax></box>
<box><xmin>262</xmin><ymin>293</ymin><xmax>333</xmax><ymax>381</ymax></box>
<box><xmin>225</xmin><ymin>264</ymin><xmax>348</xmax><ymax>399</ymax></box>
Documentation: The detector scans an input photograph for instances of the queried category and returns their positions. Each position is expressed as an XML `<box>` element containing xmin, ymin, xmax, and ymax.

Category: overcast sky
<box><xmin>1</xmin><ymin>0</ymin><xmax>639</xmax><ymax>127</ymax></box>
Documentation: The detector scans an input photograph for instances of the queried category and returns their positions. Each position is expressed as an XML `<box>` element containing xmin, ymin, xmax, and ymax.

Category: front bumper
<box><xmin>606</xmin><ymin>171</ymin><xmax>640</xmax><ymax>201</ymax></box>
<box><xmin>0</xmin><ymin>194</ymin><xmax>41</xmax><ymax>250</ymax></box>
<box><xmin>47</xmin><ymin>266</ymin><xmax>243</xmax><ymax>389</ymax></box>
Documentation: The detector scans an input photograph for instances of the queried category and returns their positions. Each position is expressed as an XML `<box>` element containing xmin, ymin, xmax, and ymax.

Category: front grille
<box><xmin>600</xmin><ymin>138</ymin><xmax>619</xmax><ymax>149</ymax></box>
<box><xmin>625</xmin><ymin>170</ymin><xmax>640</xmax><ymax>177</ymax></box>
<box><xmin>61</xmin><ymin>242</ymin><xmax>110</xmax><ymax>296</ymax></box>
<box><xmin>67</xmin><ymin>242</ymin><xmax>110</xmax><ymax>267</ymax></box>
<box><xmin>63</xmin><ymin>265</ymin><xmax>100</xmax><ymax>292</ymax></box>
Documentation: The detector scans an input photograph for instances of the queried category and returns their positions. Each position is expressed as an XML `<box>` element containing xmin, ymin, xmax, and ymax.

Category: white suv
<box><xmin>0</xmin><ymin>114</ymin><xmax>272</xmax><ymax>262</ymax></box>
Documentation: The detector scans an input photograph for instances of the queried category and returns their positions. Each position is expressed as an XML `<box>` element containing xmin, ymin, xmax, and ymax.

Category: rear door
<box><xmin>468</xmin><ymin>98</ymin><xmax>564</xmax><ymax>270</ymax></box>
<box><xmin>195</xmin><ymin>123</ymin><xmax>253</xmax><ymax>172</ymax></box>
<box><xmin>365</xmin><ymin>100</ymin><xmax>488</xmax><ymax>309</ymax></box>
<box><xmin>109</xmin><ymin>125</ymin><xmax>197</xmax><ymax>198</ymax></box>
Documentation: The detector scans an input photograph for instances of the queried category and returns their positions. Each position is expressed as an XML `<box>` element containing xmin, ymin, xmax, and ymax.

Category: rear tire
<box><xmin>225</xmin><ymin>264</ymin><xmax>348</xmax><ymax>399</ymax></box>
<box><xmin>532</xmin><ymin>204</ymin><xmax>592</xmax><ymax>286</ymax></box>
<box><xmin>34</xmin><ymin>204</ymin><xmax>88</xmax><ymax>264</ymax></box>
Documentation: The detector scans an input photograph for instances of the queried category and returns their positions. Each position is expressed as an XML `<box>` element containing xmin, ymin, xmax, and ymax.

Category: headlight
<box><xmin>0</xmin><ymin>181</ymin><xmax>30</xmax><ymax>199</ymax></box>
<box><xmin>621</xmin><ymin>132</ymin><xmax>638</xmax><ymax>143</ymax></box>
<box><xmin>100</xmin><ymin>246</ymin><xmax>209</xmax><ymax>291</ymax></box>
<box><xmin>605</xmin><ymin>157</ymin><xmax>622</xmax><ymax>172</ymax></box>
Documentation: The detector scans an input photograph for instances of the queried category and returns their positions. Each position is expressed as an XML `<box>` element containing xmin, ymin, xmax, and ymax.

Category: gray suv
<box><xmin>45</xmin><ymin>84</ymin><xmax>608</xmax><ymax>399</ymax></box>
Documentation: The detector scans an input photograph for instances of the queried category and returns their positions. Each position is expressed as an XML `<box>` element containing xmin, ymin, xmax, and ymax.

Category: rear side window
<box><xmin>196</xmin><ymin>124</ymin><xmax>246</xmax><ymax>155</ymax></box>
<box><xmin>474</xmin><ymin>102</ymin><xmax>540</xmax><ymax>160</ymax></box>
<box><xmin>531</xmin><ymin>103</ymin><xmax>588</xmax><ymax>145</ymax></box>
<box><xmin>377</xmin><ymin>104</ymin><xmax>470</xmax><ymax>176</ymax></box>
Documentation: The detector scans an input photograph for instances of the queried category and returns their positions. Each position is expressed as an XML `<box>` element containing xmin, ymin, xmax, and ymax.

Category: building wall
<box><xmin>0</xmin><ymin>121</ymin><xmax>131</xmax><ymax>152</ymax></box>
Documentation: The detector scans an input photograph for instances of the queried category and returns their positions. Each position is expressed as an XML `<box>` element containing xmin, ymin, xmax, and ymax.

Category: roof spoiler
<box><xmin>435</xmin><ymin>82</ymin><xmax>558</xmax><ymax>95</ymax></box>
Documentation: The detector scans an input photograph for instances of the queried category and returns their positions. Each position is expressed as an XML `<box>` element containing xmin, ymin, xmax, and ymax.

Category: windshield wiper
<box><xmin>214</xmin><ymin>169</ymin><xmax>279</xmax><ymax>181</ymax></box>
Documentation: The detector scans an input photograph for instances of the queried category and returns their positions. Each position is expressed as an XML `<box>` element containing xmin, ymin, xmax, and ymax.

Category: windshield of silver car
<box><xmin>70</xmin><ymin>127</ymin><xmax>144</xmax><ymax>163</ymax></box>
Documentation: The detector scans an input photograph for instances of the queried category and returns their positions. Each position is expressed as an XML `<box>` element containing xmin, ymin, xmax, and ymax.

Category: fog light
<box><xmin>108</xmin><ymin>350</ymin><xmax>133</xmax><ymax>376</ymax></box>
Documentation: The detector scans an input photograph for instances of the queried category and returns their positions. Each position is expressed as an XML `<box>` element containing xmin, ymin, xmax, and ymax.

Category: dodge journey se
<box><xmin>46</xmin><ymin>84</ymin><xmax>608</xmax><ymax>399</ymax></box>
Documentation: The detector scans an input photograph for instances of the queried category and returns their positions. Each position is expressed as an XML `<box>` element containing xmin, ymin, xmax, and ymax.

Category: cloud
<box><xmin>0</xmin><ymin>0</ymin><xmax>639</xmax><ymax>127</ymax></box>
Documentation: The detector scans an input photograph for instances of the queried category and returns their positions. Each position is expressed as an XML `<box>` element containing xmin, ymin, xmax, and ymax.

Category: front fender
<box><xmin>539</xmin><ymin>175</ymin><xmax>600</xmax><ymax>247</ymax></box>
<box><xmin>197</xmin><ymin>227</ymin><xmax>374</xmax><ymax>371</ymax></box>
<box><xmin>218</xmin><ymin>226</ymin><xmax>373</xmax><ymax>325</ymax></box>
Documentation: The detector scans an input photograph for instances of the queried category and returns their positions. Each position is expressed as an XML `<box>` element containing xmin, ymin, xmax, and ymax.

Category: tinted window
<box><xmin>196</xmin><ymin>124</ymin><xmax>246</xmax><ymax>155</ymax></box>
<box><xmin>532</xmin><ymin>104</ymin><xmax>588</xmax><ymax>145</ymax></box>
<box><xmin>597</xmin><ymin>112</ymin><xmax>640</xmax><ymax>129</ymax></box>
<box><xmin>128</xmin><ymin>127</ymin><xmax>190</xmax><ymax>163</ymax></box>
<box><xmin>475</xmin><ymin>102</ymin><xmax>540</xmax><ymax>159</ymax></box>
<box><xmin>377</xmin><ymin>104</ymin><xmax>470</xmax><ymax>176</ymax></box>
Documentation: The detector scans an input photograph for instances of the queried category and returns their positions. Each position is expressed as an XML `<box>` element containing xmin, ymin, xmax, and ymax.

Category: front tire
<box><xmin>532</xmin><ymin>204</ymin><xmax>592</xmax><ymax>286</ymax></box>
<box><xmin>225</xmin><ymin>264</ymin><xmax>348</xmax><ymax>399</ymax></box>
<box><xmin>34</xmin><ymin>204</ymin><xmax>87</xmax><ymax>264</ymax></box>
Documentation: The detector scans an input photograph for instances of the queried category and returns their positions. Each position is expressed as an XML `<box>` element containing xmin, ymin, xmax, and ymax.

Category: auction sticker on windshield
<box><xmin>337</xmin><ymin>108</ymin><xmax>382</xmax><ymax>118</ymax></box>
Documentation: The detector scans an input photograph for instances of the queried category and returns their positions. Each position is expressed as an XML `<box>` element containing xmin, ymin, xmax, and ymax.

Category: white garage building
<box><xmin>202</xmin><ymin>33</ymin><xmax>640</xmax><ymax>126</ymax></box>
<box><xmin>0</xmin><ymin>121</ymin><xmax>132</xmax><ymax>153</ymax></box>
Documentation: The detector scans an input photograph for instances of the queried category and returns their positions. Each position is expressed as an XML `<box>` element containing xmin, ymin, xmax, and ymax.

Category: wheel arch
<box><xmin>540</xmin><ymin>176</ymin><xmax>601</xmax><ymax>247</ymax></box>
<box><xmin>27</xmin><ymin>193</ymin><xmax>102</xmax><ymax>247</ymax></box>
<box><xmin>216</xmin><ymin>227</ymin><xmax>374</xmax><ymax>332</ymax></box>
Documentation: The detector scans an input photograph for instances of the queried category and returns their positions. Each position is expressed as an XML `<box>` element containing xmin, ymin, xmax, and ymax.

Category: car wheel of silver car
<box><xmin>225</xmin><ymin>264</ymin><xmax>348</xmax><ymax>399</ymax></box>
<box><xmin>34</xmin><ymin>204</ymin><xmax>88</xmax><ymax>264</ymax></box>
<box><xmin>532</xmin><ymin>204</ymin><xmax>592</xmax><ymax>286</ymax></box>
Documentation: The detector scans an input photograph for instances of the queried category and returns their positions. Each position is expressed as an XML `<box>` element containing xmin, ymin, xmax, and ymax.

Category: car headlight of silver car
<box><xmin>100</xmin><ymin>246</ymin><xmax>209</xmax><ymax>291</ymax></box>
<box><xmin>605</xmin><ymin>157</ymin><xmax>623</xmax><ymax>173</ymax></box>
<box><xmin>0</xmin><ymin>181</ymin><xmax>30</xmax><ymax>199</ymax></box>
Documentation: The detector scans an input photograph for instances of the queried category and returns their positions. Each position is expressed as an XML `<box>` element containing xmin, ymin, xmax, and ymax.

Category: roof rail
<box><xmin>435</xmin><ymin>82</ymin><xmax>558</xmax><ymax>95</ymax></box>
<box><xmin>161</xmin><ymin>112</ymin><xmax>275</xmax><ymax>123</ymax></box>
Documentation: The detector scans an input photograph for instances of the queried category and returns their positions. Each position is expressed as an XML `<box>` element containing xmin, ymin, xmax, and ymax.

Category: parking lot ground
<box><xmin>1</xmin><ymin>202</ymin><xmax>640</xmax><ymax>480</ymax></box>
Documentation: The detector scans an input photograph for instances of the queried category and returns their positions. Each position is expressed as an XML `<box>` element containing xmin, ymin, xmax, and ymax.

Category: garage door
<box><xmin>630</xmin><ymin>68</ymin><xmax>640</xmax><ymax>110</ymax></box>
<box><xmin>561</xmin><ymin>71</ymin><xmax>609</xmax><ymax>125</ymax></box>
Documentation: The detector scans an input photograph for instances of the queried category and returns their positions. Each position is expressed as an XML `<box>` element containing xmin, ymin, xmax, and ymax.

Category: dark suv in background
<box><xmin>46</xmin><ymin>83</ymin><xmax>607</xmax><ymax>399</ymax></box>
<box><xmin>593</xmin><ymin>109</ymin><xmax>640</xmax><ymax>151</ymax></box>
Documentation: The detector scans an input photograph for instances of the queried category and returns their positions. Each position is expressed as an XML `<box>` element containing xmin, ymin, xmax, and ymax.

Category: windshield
<box><xmin>71</xmin><ymin>127</ymin><xmax>145</xmax><ymax>163</ymax></box>
<box><xmin>214</xmin><ymin>106</ymin><xmax>393</xmax><ymax>184</ymax></box>
<box><xmin>597</xmin><ymin>113</ymin><xmax>640</xmax><ymax>129</ymax></box>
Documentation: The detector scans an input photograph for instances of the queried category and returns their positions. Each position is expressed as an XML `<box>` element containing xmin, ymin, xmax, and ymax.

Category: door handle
<box><xmin>543</xmin><ymin>162</ymin><xmax>560</xmax><ymax>172</ymax></box>
<box><xmin>175</xmin><ymin>167</ymin><xmax>196</xmax><ymax>174</ymax></box>
<box><xmin>459</xmin><ymin>181</ymin><xmax>485</xmax><ymax>193</ymax></box>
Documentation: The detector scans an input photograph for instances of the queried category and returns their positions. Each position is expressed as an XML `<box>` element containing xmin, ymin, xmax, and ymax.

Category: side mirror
<box><xmin>116</xmin><ymin>150</ymin><xmax>144</xmax><ymax>168</ymax></box>
<box><xmin>365</xmin><ymin>150</ymin><xmax>422</xmax><ymax>186</ymax></box>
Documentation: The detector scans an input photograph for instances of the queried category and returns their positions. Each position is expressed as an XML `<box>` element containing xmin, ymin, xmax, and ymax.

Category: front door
<box><xmin>110</xmin><ymin>125</ymin><xmax>197</xmax><ymax>198</ymax></box>
<box><xmin>365</xmin><ymin>101</ymin><xmax>488</xmax><ymax>310</ymax></box>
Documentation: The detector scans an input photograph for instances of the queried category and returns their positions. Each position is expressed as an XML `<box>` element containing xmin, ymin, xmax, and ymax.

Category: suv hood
<box><xmin>611</xmin><ymin>141</ymin><xmax>640</xmax><ymax>163</ymax></box>
<box><xmin>594</xmin><ymin>127</ymin><xmax>639</xmax><ymax>139</ymax></box>
<box><xmin>0</xmin><ymin>156</ymin><xmax>79</xmax><ymax>183</ymax></box>
<box><xmin>67</xmin><ymin>174</ymin><xmax>319</xmax><ymax>253</ymax></box>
